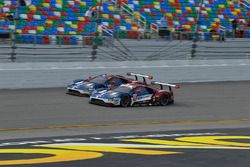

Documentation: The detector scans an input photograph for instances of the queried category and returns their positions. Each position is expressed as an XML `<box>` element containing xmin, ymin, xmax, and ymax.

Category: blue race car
<box><xmin>66</xmin><ymin>74</ymin><xmax>135</xmax><ymax>96</ymax></box>
<box><xmin>90</xmin><ymin>81</ymin><xmax>179</xmax><ymax>107</ymax></box>
<box><xmin>66</xmin><ymin>73</ymin><xmax>153</xmax><ymax>96</ymax></box>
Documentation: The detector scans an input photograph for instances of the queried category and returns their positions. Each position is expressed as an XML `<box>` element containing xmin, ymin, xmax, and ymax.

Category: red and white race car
<box><xmin>90</xmin><ymin>80</ymin><xmax>180</xmax><ymax>107</ymax></box>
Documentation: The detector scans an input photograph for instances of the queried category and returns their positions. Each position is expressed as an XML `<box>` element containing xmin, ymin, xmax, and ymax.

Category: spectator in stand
<box><xmin>85</xmin><ymin>6</ymin><xmax>101</xmax><ymax>19</ymax></box>
<box><xmin>231</xmin><ymin>18</ymin><xmax>237</xmax><ymax>38</ymax></box>
<box><xmin>238</xmin><ymin>20</ymin><xmax>245</xmax><ymax>38</ymax></box>
<box><xmin>6</xmin><ymin>13</ymin><xmax>14</xmax><ymax>21</ymax></box>
<box><xmin>158</xmin><ymin>14</ymin><xmax>170</xmax><ymax>39</ymax></box>
<box><xmin>209</xmin><ymin>28</ymin><xmax>217</xmax><ymax>40</ymax></box>
<box><xmin>85</xmin><ymin>7</ymin><xmax>96</xmax><ymax>18</ymax></box>
<box><xmin>219</xmin><ymin>27</ymin><xmax>225</xmax><ymax>42</ymax></box>
<box><xmin>217</xmin><ymin>22</ymin><xmax>225</xmax><ymax>42</ymax></box>
<box><xmin>137</xmin><ymin>22</ymin><xmax>145</xmax><ymax>40</ymax></box>
<box><xmin>19</xmin><ymin>0</ymin><xmax>26</xmax><ymax>6</ymax></box>
<box><xmin>159</xmin><ymin>14</ymin><xmax>168</xmax><ymax>28</ymax></box>
<box><xmin>91</xmin><ymin>8</ymin><xmax>98</xmax><ymax>18</ymax></box>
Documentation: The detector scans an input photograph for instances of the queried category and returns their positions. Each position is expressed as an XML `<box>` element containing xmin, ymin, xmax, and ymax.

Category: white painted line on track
<box><xmin>0</xmin><ymin>64</ymin><xmax>250</xmax><ymax>71</ymax></box>
<box><xmin>0</xmin><ymin>133</ymin><xmax>225</xmax><ymax>147</ymax></box>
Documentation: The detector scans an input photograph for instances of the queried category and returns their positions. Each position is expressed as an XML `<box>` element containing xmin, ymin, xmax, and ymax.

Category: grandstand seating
<box><xmin>126</xmin><ymin>0</ymin><xmax>249</xmax><ymax>33</ymax></box>
<box><xmin>0</xmin><ymin>0</ymin><xmax>249</xmax><ymax>44</ymax></box>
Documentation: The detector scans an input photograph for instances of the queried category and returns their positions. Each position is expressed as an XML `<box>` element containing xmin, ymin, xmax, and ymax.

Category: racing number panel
<box><xmin>131</xmin><ymin>86</ymin><xmax>154</xmax><ymax>105</ymax></box>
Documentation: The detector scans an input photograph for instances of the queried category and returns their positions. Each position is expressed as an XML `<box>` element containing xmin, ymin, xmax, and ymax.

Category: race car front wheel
<box><xmin>120</xmin><ymin>95</ymin><xmax>131</xmax><ymax>107</ymax></box>
<box><xmin>160</xmin><ymin>94</ymin><xmax>169</xmax><ymax>106</ymax></box>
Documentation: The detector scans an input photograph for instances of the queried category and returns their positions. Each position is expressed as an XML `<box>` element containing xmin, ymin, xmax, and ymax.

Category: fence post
<box><xmin>191</xmin><ymin>32</ymin><xmax>197</xmax><ymax>58</ymax></box>
<box><xmin>10</xmin><ymin>30</ymin><xmax>17</xmax><ymax>61</ymax></box>
<box><xmin>92</xmin><ymin>34</ymin><xmax>98</xmax><ymax>61</ymax></box>
<box><xmin>10</xmin><ymin>0</ymin><xmax>20</xmax><ymax>61</ymax></box>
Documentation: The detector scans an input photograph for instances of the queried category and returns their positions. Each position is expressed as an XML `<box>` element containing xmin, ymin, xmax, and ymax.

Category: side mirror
<box><xmin>88</xmin><ymin>76</ymin><xmax>92</xmax><ymax>81</ymax></box>
<box><xmin>108</xmin><ymin>84</ymin><xmax>115</xmax><ymax>89</ymax></box>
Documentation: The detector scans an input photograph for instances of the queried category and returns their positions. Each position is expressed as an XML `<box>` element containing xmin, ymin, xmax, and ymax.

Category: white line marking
<box><xmin>112</xmin><ymin>133</ymin><xmax>225</xmax><ymax>139</ymax></box>
<box><xmin>0</xmin><ymin>133</ymin><xmax>225</xmax><ymax>147</ymax></box>
<box><xmin>40</xmin><ymin>143</ymin><xmax>169</xmax><ymax>148</ymax></box>
<box><xmin>0</xmin><ymin>64</ymin><xmax>250</xmax><ymax>71</ymax></box>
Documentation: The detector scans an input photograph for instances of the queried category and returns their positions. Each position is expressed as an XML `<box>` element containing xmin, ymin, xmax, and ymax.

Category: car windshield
<box><xmin>113</xmin><ymin>86</ymin><xmax>132</xmax><ymax>93</ymax></box>
<box><xmin>90</xmin><ymin>75</ymin><xmax>107</xmax><ymax>84</ymax></box>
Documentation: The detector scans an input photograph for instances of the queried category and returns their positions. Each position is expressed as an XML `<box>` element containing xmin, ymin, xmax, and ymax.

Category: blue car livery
<box><xmin>90</xmin><ymin>84</ymin><xmax>153</xmax><ymax>106</ymax></box>
<box><xmin>90</xmin><ymin>81</ymin><xmax>180</xmax><ymax>107</ymax></box>
<box><xmin>66</xmin><ymin>74</ymin><xmax>132</xmax><ymax>96</ymax></box>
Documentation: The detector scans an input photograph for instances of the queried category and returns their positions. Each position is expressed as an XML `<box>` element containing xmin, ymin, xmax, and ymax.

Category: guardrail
<box><xmin>121</xmin><ymin>2</ymin><xmax>146</xmax><ymax>26</ymax></box>
<box><xmin>102</xmin><ymin>25</ymin><xmax>114</xmax><ymax>37</ymax></box>
<box><xmin>240</xmin><ymin>0</ymin><xmax>250</xmax><ymax>9</ymax></box>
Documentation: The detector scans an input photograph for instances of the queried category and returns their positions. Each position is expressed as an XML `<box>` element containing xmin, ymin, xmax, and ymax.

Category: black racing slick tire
<box><xmin>120</xmin><ymin>95</ymin><xmax>131</xmax><ymax>107</ymax></box>
<box><xmin>160</xmin><ymin>94</ymin><xmax>170</xmax><ymax>106</ymax></box>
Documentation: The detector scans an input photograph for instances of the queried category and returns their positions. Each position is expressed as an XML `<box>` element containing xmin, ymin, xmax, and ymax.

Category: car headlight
<box><xmin>91</xmin><ymin>90</ymin><xmax>97</xmax><ymax>94</ymax></box>
<box><xmin>112</xmin><ymin>97</ymin><xmax>120</xmax><ymax>102</ymax></box>
<box><xmin>73</xmin><ymin>81</ymin><xmax>83</xmax><ymax>85</ymax></box>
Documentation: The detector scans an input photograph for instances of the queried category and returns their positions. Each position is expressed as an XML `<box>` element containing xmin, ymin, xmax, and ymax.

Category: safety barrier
<box><xmin>1</xmin><ymin>37</ymin><xmax>249</xmax><ymax>62</ymax></box>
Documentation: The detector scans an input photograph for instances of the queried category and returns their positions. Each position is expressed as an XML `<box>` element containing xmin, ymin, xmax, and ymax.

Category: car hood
<box><xmin>68</xmin><ymin>82</ymin><xmax>96</xmax><ymax>90</ymax></box>
<box><xmin>91</xmin><ymin>90</ymin><xmax>122</xmax><ymax>99</ymax></box>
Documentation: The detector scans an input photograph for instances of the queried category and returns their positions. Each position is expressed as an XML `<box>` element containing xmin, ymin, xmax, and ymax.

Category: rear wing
<box><xmin>127</xmin><ymin>72</ymin><xmax>153</xmax><ymax>84</ymax></box>
<box><xmin>151</xmin><ymin>81</ymin><xmax>180</xmax><ymax>91</ymax></box>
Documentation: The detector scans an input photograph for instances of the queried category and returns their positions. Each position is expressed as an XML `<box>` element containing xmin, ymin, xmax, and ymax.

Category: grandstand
<box><xmin>0</xmin><ymin>0</ymin><xmax>249</xmax><ymax>45</ymax></box>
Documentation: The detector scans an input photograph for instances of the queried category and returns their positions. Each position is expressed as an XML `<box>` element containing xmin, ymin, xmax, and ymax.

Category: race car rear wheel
<box><xmin>120</xmin><ymin>95</ymin><xmax>131</xmax><ymax>107</ymax></box>
<box><xmin>160</xmin><ymin>94</ymin><xmax>169</xmax><ymax>106</ymax></box>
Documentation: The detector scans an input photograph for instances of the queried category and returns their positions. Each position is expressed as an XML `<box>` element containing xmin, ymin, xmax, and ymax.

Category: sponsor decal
<box><xmin>0</xmin><ymin>134</ymin><xmax>250</xmax><ymax>165</ymax></box>
<box><xmin>136</xmin><ymin>94</ymin><xmax>152</xmax><ymax>102</ymax></box>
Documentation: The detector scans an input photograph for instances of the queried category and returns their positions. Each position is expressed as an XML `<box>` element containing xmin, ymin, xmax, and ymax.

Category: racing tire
<box><xmin>160</xmin><ymin>94</ymin><xmax>170</xmax><ymax>106</ymax></box>
<box><xmin>120</xmin><ymin>95</ymin><xmax>131</xmax><ymax>107</ymax></box>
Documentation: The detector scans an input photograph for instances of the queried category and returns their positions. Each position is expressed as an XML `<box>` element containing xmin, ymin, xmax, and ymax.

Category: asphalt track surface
<box><xmin>1</xmin><ymin>39</ymin><xmax>250</xmax><ymax>167</ymax></box>
<box><xmin>0</xmin><ymin>128</ymin><xmax>250</xmax><ymax>167</ymax></box>
<box><xmin>1</xmin><ymin>81</ymin><xmax>250</xmax><ymax>166</ymax></box>
<box><xmin>0</xmin><ymin>81</ymin><xmax>250</xmax><ymax>139</ymax></box>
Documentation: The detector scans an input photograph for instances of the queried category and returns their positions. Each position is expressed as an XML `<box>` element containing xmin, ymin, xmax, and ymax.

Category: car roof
<box><xmin>90</xmin><ymin>74</ymin><xmax>148</xmax><ymax>84</ymax></box>
<box><xmin>112</xmin><ymin>74</ymin><xmax>137</xmax><ymax>82</ymax></box>
<box><xmin>91</xmin><ymin>74</ymin><xmax>118</xmax><ymax>80</ymax></box>
<box><xmin>130</xmin><ymin>82</ymin><xmax>168</xmax><ymax>91</ymax></box>
<box><xmin>102</xmin><ymin>74</ymin><xmax>125</xmax><ymax>79</ymax></box>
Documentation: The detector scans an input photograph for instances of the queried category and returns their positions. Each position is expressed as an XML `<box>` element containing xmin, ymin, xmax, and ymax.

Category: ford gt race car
<box><xmin>89</xmin><ymin>81</ymin><xmax>180</xmax><ymax>107</ymax></box>
<box><xmin>66</xmin><ymin>73</ymin><xmax>153</xmax><ymax>96</ymax></box>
